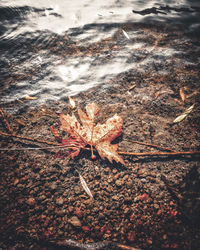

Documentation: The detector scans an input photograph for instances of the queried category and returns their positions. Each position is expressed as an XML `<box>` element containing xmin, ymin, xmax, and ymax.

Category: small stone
<box><xmin>104</xmin><ymin>167</ymin><xmax>110</xmax><ymax>173</ymax></box>
<box><xmin>68</xmin><ymin>216</ymin><xmax>82</xmax><ymax>227</ymax></box>
<box><xmin>14</xmin><ymin>179</ymin><xmax>19</xmax><ymax>186</ymax></box>
<box><xmin>49</xmin><ymin>182</ymin><xmax>57</xmax><ymax>191</ymax></box>
<box><xmin>99</xmin><ymin>213</ymin><xmax>104</xmax><ymax>219</ymax></box>
<box><xmin>27</xmin><ymin>198</ymin><xmax>35</xmax><ymax>206</ymax></box>
<box><xmin>74</xmin><ymin>186</ymin><xmax>81</xmax><ymax>194</ymax></box>
<box><xmin>123</xmin><ymin>175</ymin><xmax>129</xmax><ymax>181</ymax></box>
<box><xmin>150</xmin><ymin>172</ymin><xmax>156</xmax><ymax>177</ymax></box>
<box><xmin>124</xmin><ymin>207</ymin><xmax>130</xmax><ymax>214</ymax></box>
<box><xmin>112</xmin><ymin>169</ymin><xmax>117</xmax><ymax>174</ymax></box>
<box><xmin>137</xmin><ymin>170</ymin><xmax>147</xmax><ymax>177</ymax></box>
<box><xmin>125</xmin><ymin>197</ymin><xmax>132</xmax><ymax>202</ymax></box>
<box><xmin>82</xmin><ymin>226</ymin><xmax>90</xmax><ymax>232</ymax></box>
<box><xmin>127</xmin><ymin>231</ymin><xmax>135</xmax><ymax>242</ymax></box>
<box><xmin>83</xmin><ymin>199</ymin><xmax>93</xmax><ymax>205</ymax></box>
<box><xmin>105</xmin><ymin>186</ymin><xmax>112</xmax><ymax>193</ymax></box>
<box><xmin>68</xmin><ymin>206</ymin><xmax>74</xmax><ymax>213</ymax></box>
<box><xmin>126</xmin><ymin>179</ymin><xmax>133</xmax><ymax>188</ymax></box>
<box><xmin>112</xmin><ymin>195</ymin><xmax>119</xmax><ymax>201</ymax></box>
<box><xmin>39</xmin><ymin>169</ymin><xmax>45</xmax><ymax>175</ymax></box>
<box><xmin>56</xmin><ymin>197</ymin><xmax>64</xmax><ymax>205</ymax></box>
<box><xmin>115</xmin><ymin>179</ymin><xmax>124</xmax><ymax>187</ymax></box>
<box><xmin>139</xmin><ymin>193</ymin><xmax>149</xmax><ymax>201</ymax></box>
<box><xmin>163</xmin><ymin>234</ymin><xmax>167</xmax><ymax>240</ymax></box>
<box><xmin>74</xmin><ymin>207</ymin><xmax>82</xmax><ymax>218</ymax></box>
<box><xmin>38</xmin><ymin>195</ymin><xmax>46</xmax><ymax>201</ymax></box>
<box><xmin>107</xmin><ymin>177</ymin><xmax>113</xmax><ymax>183</ymax></box>
<box><xmin>114</xmin><ymin>173</ymin><xmax>120</xmax><ymax>180</ymax></box>
<box><xmin>140</xmin><ymin>178</ymin><xmax>146</xmax><ymax>183</ymax></box>
<box><xmin>154</xmin><ymin>203</ymin><xmax>159</xmax><ymax>209</ymax></box>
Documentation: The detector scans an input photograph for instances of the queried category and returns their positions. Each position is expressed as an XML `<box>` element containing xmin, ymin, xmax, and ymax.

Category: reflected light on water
<box><xmin>57</xmin><ymin>64</ymin><xmax>90</xmax><ymax>82</ymax></box>
<box><xmin>0</xmin><ymin>0</ymin><xmax>200</xmax><ymax>107</ymax></box>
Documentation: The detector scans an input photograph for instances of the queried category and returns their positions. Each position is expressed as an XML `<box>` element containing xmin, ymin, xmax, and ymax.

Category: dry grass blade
<box><xmin>24</xmin><ymin>96</ymin><xmax>37</xmax><ymax>100</ymax></box>
<box><xmin>173</xmin><ymin>104</ymin><xmax>194</xmax><ymax>123</ymax></box>
<box><xmin>68</xmin><ymin>96</ymin><xmax>76</xmax><ymax>109</ymax></box>
<box><xmin>122</xmin><ymin>29</ymin><xmax>130</xmax><ymax>40</ymax></box>
<box><xmin>79</xmin><ymin>173</ymin><xmax>93</xmax><ymax>199</ymax></box>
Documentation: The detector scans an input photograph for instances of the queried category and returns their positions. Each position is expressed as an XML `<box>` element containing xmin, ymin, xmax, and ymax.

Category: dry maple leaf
<box><xmin>60</xmin><ymin>102</ymin><xmax>125</xmax><ymax>165</ymax></box>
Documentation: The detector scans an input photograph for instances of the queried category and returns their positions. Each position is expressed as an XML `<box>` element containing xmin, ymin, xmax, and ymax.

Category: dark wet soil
<box><xmin>0</xmin><ymin>22</ymin><xmax>200</xmax><ymax>250</ymax></box>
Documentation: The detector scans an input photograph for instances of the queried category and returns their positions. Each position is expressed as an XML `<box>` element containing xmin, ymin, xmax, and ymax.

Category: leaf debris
<box><xmin>122</xmin><ymin>29</ymin><xmax>130</xmax><ymax>40</ymax></box>
<box><xmin>60</xmin><ymin>102</ymin><xmax>125</xmax><ymax>165</ymax></box>
<box><xmin>68</xmin><ymin>96</ymin><xmax>76</xmax><ymax>109</ymax></box>
<box><xmin>179</xmin><ymin>88</ymin><xmax>186</xmax><ymax>102</ymax></box>
<box><xmin>79</xmin><ymin>173</ymin><xmax>93</xmax><ymax>199</ymax></box>
<box><xmin>173</xmin><ymin>104</ymin><xmax>195</xmax><ymax>123</ymax></box>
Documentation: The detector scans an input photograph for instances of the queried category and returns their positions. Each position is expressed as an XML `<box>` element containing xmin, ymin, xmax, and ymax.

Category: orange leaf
<box><xmin>60</xmin><ymin>102</ymin><xmax>125</xmax><ymax>165</ymax></box>
<box><xmin>179</xmin><ymin>88</ymin><xmax>186</xmax><ymax>102</ymax></box>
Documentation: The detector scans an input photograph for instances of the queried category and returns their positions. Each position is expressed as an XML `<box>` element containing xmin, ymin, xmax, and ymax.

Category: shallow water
<box><xmin>0</xmin><ymin>0</ymin><xmax>200</xmax><ymax>106</ymax></box>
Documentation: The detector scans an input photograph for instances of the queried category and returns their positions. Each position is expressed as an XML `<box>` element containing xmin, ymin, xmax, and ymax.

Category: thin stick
<box><xmin>125</xmin><ymin>139</ymin><xmax>177</xmax><ymax>152</ymax></box>
<box><xmin>0</xmin><ymin>108</ymin><xmax>13</xmax><ymax>134</ymax></box>
<box><xmin>0</xmin><ymin>131</ymin><xmax>60</xmax><ymax>146</ymax></box>
<box><xmin>119</xmin><ymin>150</ymin><xmax>200</xmax><ymax>156</ymax></box>
<box><xmin>0</xmin><ymin>145</ymin><xmax>84</xmax><ymax>151</ymax></box>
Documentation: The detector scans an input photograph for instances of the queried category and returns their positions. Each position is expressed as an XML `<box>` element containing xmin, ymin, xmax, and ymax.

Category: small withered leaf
<box><xmin>60</xmin><ymin>102</ymin><xmax>125</xmax><ymax>165</ymax></box>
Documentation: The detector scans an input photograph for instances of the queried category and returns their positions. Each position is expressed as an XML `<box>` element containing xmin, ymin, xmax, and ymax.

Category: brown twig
<box><xmin>0</xmin><ymin>131</ymin><xmax>60</xmax><ymax>146</ymax></box>
<box><xmin>119</xmin><ymin>150</ymin><xmax>200</xmax><ymax>156</ymax></box>
<box><xmin>125</xmin><ymin>139</ymin><xmax>177</xmax><ymax>152</ymax></box>
<box><xmin>0</xmin><ymin>107</ymin><xmax>13</xmax><ymax>134</ymax></box>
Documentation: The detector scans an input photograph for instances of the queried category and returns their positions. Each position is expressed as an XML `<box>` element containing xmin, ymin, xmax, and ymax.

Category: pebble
<box><xmin>137</xmin><ymin>170</ymin><xmax>148</xmax><ymax>177</ymax></box>
<box><xmin>68</xmin><ymin>206</ymin><xmax>74</xmax><ymax>213</ymax></box>
<box><xmin>124</xmin><ymin>207</ymin><xmax>130</xmax><ymax>214</ymax></box>
<box><xmin>74</xmin><ymin>186</ymin><xmax>81</xmax><ymax>194</ymax></box>
<box><xmin>99</xmin><ymin>213</ymin><xmax>104</xmax><ymax>219</ymax></box>
<box><xmin>38</xmin><ymin>195</ymin><xmax>46</xmax><ymax>201</ymax></box>
<box><xmin>126</xmin><ymin>179</ymin><xmax>133</xmax><ymax>188</ymax></box>
<box><xmin>114</xmin><ymin>173</ymin><xmax>120</xmax><ymax>180</ymax></box>
<box><xmin>115</xmin><ymin>179</ymin><xmax>124</xmax><ymax>187</ymax></box>
<box><xmin>49</xmin><ymin>182</ymin><xmax>57</xmax><ymax>191</ymax></box>
<box><xmin>105</xmin><ymin>186</ymin><xmax>112</xmax><ymax>193</ymax></box>
<box><xmin>14</xmin><ymin>179</ymin><xmax>19</xmax><ymax>186</ymax></box>
<box><xmin>154</xmin><ymin>203</ymin><xmax>160</xmax><ymax>209</ymax></box>
<box><xmin>127</xmin><ymin>230</ymin><xmax>135</xmax><ymax>242</ymax></box>
<box><xmin>26</xmin><ymin>198</ymin><xmax>35</xmax><ymax>206</ymax></box>
<box><xmin>104</xmin><ymin>167</ymin><xmax>110</xmax><ymax>173</ymax></box>
<box><xmin>56</xmin><ymin>197</ymin><xmax>64</xmax><ymax>205</ymax></box>
<box><xmin>122</xmin><ymin>174</ymin><xmax>129</xmax><ymax>181</ymax></box>
<box><xmin>112</xmin><ymin>195</ymin><xmax>119</xmax><ymax>201</ymax></box>
<box><xmin>112</xmin><ymin>169</ymin><xmax>118</xmax><ymax>174</ymax></box>
<box><xmin>82</xmin><ymin>226</ymin><xmax>90</xmax><ymax>232</ymax></box>
<box><xmin>141</xmin><ymin>178</ymin><xmax>147</xmax><ymax>183</ymax></box>
<box><xmin>150</xmin><ymin>172</ymin><xmax>157</xmax><ymax>177</ymax></box>
<box><xmin>74</xmin><ymin>207</ymin><xmax>82</xmax><ymax>218</ymax></box>
<box><xmin>125</xmin><ymin>196</ymin><xmax>132</xmax><ymax>202</ymax></box>
<box><xmin>68</xmin><ymin>216</ymin><xmax>82</xmax><ymax>227</ymax></box>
